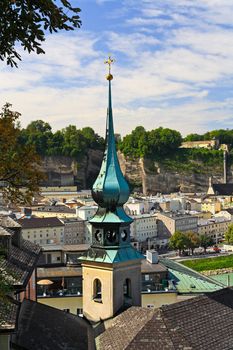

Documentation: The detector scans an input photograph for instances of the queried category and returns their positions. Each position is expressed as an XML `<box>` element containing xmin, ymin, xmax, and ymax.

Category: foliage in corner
<box><xmin>0</xmin><ymin>0</ymin><xmax>81</xmax><ymax>67</ymax></box>
<box><xmin>0</xmin><ymin>103</ymin><xmax>44</xmax><ymax>205</ymax></box>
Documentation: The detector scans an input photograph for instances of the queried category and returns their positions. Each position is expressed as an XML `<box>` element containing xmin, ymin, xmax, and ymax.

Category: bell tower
<box><xmin>81</xmin><ymin>57</ymin><xmax>143</xmax><ymax>322</ymax></box>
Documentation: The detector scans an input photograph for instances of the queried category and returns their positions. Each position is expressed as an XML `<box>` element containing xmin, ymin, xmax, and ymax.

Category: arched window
<box><xmin>123</xmin><ymin>278</ymin><xmax>131</xmax><ymax>298</ymax></box>
<box><xmin>93</xmin><ymin>278</ymin><xmax>102</xmax><ymax>302</ymax></box>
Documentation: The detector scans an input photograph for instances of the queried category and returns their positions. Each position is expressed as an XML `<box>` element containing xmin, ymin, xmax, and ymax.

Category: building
<box><xmin>201</xmin><ymin>200</ymin><xmax>222</xmax><ymax>214</ymax></box>
<box><xmin>37</xmin><ymin>244</ymin><xmax>89</xmax><ymax>266</ymax></box>
<box><xmin>18</xmin><ymin>217</ymin><xmax>65</xmax><ymax>246</ymax></box>
<box><xmin>60</xmin><ymin>218</ymin><xmax>85</xmax><ymax>245</ymax></box>
<box><xmin>28</xmin><ymin>204</ymin><xmax>77</xmax><ymax>219</ymax></box>
<box><xmin>157</xmin><ymin>212</ymin><xmax>198</xmax><ymax>236</ymax></box>
<box><xmin>125</xmin><ymin>199</ymin><xmax>154</xmax><ymax>215</ymax></box>
<box><xmin>207</xmin><ymin>177</ymin><xmax>233</xmax><ymax>196</ymax></box>
<box><xmin>130</xmin><ymin>214</ymin><xmax>157</xmax><ymax>251</ymax></box>
<box><xmin>180</xmin><ymin>139</ymin><xmax>218</xmax><ymax>149</ymax></box>
<box><xmin>80</xmin><ymin>65</ymin><xmax>143</xmax><ymax>322</ymax></box>
<box><xmin>11</xmin><ymin>299</ymin><xmax>95</xmax><ymax>350</ymax></box>
<box><xmin>0</xmin><ymin>215</ymin><xmax>41</xmax><ymax>350</ymax></box>
<box><xmin>198</xmin><ymin>216</ymin><xmax>231</xmax><ymax>242</ymax></box>
<box><xmin>98</xmin><ymin>288</ymin><xmax>233</xmax><ymax>350</ymax></box>
<box><xmin>76</xmin><ymin>205</ymin><xmax>97</xmax><ymax>221</ymax></box>
<box><xmin>36</xmin><ymin>250</ymin><xmax>223</xmax><ymax>315</ymax></box>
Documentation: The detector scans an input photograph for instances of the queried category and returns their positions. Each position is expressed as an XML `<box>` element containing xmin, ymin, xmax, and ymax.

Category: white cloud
<box><xmin>0</xmin><ymin>0</ymin><xmax>232</xmax><ymax>138</ymax></box>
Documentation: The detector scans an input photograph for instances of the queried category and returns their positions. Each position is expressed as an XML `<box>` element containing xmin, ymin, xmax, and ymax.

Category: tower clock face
<box><xmin>106</xmin><ymin>230</ymin><xmax>116</xmax><ymax>243</ymax></box>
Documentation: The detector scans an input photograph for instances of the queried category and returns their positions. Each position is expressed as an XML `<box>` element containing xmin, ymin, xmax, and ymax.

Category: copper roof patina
<box><xmin>91</xmin><ymin>68</ymin><xmax>132</xmax><ymax>224</ymax></box>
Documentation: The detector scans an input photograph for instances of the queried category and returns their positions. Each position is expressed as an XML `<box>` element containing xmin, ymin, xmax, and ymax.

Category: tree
<box><xmin>20</xmin><ymin>120</ymin><xmax>53</xmax><ymax>155</ymax></box>
<box><xmin>225</xmin><ymin>224</ymin><xmax>233</xmax><ymax>245</ymax></box>
<box><xmin>0</xmin><ymin>103</ymin><xmax>44</xmax><ymax>204</ymax></box>
<box><xmin>0</xmin><ymin>1</ymin><xmax>81</xmax><ymax>67</ymax></box>
<box><xmin>186</xmin><ymin>231</ymin><xmax>200</xmax><ymax>255</ymax></box>
<box><xmin>148</xmin><ymin>127</ymin><xmax>182</xmax><ymax>157</ymax></box>
<box><xmin>169</xmin><ymin>231</ymin><xmax>189</xmax><ymax>255</ymax></box>
<box><xmin>183</xmin><ymin>133</ymin><xmax>204</xmax><ymax>142</ymax></box>
<box><xmin>61</xmin><ymin>125</ymin><xmax>87</xmax><ymax>158</ymax></box>
<box><xmin>199</xmin><ymin>235</ymin><xmax>214</xmax><ymax>253</ymax></box>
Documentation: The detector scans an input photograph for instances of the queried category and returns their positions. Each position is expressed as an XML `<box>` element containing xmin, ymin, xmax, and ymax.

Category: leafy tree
<box><xmin>118</xmin><ymin>126</ymin><xmax>148</xmax><ymax>158</ymax></box>
<box><xmin>20</xmin><ymin>120</ymin><xmax>53</xmax><ymax>155</ymax></box>
<box><xmin>169</xmin><ymin>231</ymin><xmax>189</xmax><ymax>255</ymax></box>
<box><xmin>0</xmin><ymin>0</ymin><xmax>81</xmax><ymax>67</ymax></box>
<box><xmin>119</xmin><ymin>126</ymin><xmax>182</xmax><ymax>159</ymax></box>
<box><xmin>147</xmin><ymin>127</ymin><xmax>182</xmax><ymax>157</ymax></box>
<box><xmin>183</xmin><ymin>133</ymin><xmax>204</xmax><ymax>142</ymax></box>
<box><xmin>47</xmin><ymin>130</ymin><xmax>65</xmax><ymax>156</ymax></box>
<box><xmin>61</xmin><ymin>125</ymin><xmax>87</xmax><ymax>158</ymax></box>
<box><xmin>199</xmin><ymin>235</ymin><xmax>214</xmax><ymax>253</ymax></box>
<box><xmin>0</xmin><ymin>103</ymin><xmax>44</xmax><ymax>204</ymax></box>
<box><xmin>186</xmin><ymin>231</ymin><xmax>200</xmax><ymax>255</ymax></box>
<box><xmin>225</xmin><ymin>224</ymin><xmax>233</xmax><ymax>245</ymax></box>
<box><xmin>80</xmin><ymin>127</ymin><xmax>104</xmax><ymax>150</ymax></box>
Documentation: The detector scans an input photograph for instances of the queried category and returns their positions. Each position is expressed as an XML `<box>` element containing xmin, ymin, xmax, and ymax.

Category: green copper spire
<box><xmin>92</xmin><ymin>57</ymin><xmax>131</xmax><ymax>214</ymax></box>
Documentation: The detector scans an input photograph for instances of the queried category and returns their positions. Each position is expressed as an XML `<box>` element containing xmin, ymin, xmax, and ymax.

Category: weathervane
<box><xmin>104</xmin><ymin>55</ymin><xmax>115</xmax><ymax>80</ymax></box>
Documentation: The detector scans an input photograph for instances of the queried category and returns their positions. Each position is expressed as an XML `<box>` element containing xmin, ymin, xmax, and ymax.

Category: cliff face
<box><xmin>41</xmin><ymin>149</ymin><xmax>103</xmax><ymax>189</ymax></box>
<box><xmin>41</xmin><ymin>152</ymin><xmax>232</xmax><ymax>194</ymax></box>
<box><xmin>120</xmin><ymin>156</ymin><xmax>233</xmax><ymax>194</ymax></box>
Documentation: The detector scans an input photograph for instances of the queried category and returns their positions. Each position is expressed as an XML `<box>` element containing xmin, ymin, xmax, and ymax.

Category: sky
<box><xmin>0</xmin><ymin>0</ymin><xmax>233</xmax><ymax>137</ymax></box>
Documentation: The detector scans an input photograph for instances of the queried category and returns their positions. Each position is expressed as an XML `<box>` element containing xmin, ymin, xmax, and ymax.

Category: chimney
<box><xmin>146</xmin><ymin>250</ymin><xmax>158</xmax><ymax>264</ymax></box>
<box><xmin>0</xmin><ymin>227</ymin><xmax>12</xmax><ymax>258</ymax></box>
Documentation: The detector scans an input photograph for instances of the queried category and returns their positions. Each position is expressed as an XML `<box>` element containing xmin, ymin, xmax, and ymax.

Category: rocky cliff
<box><xmin>41</xmin><ymin>151</ymin><xmax>232</xmax><ymax>194</ymax></box>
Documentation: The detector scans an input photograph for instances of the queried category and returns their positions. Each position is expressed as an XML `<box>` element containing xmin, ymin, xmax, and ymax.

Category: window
<box><xmin>93</xmin><ymin>279</ymin><xmax>102</xmax><ymax>302</ymax></box>
<box><xmin>63</xmin><ymin>309</ymin><xmax>70</xmax><ymax>313</ymax></box>
<box><xmin>77</xmin><ymin>308</ymin><xmax>83</xmax><ymax>316</ymax></box>
<box><xmin>123</xmin><ymin>278</ymin><xmax>131</xmax><ymax>298</ymax></box>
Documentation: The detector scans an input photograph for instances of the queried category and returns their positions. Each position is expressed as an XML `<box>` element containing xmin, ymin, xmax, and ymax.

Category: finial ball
<box><xmin>106</xmin><ymin>74</ymin><xmax>113</xmax><ymax>81</ymax></box>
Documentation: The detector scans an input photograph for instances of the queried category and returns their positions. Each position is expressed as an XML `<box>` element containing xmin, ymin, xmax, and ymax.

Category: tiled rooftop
<box><xmin>0</xmin><ymin>239</ymin><xmax>41</xmax><ymax>288</ymax></box>
<box><xmin>99</xmin><ymin>288</ymin><xmax>233</xmax><ymax>350</ymax></box>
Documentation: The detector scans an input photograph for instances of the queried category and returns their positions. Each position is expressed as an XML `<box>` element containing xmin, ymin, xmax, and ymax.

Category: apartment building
<box><xmin>198</xmin><ymin>216</ymin><xmax>231</xmax><ymax>242</ymax></box>
<box><xmin>19</xmin><ymin>217</ymin><xmax>65</xmax><ymax>245</ymax></box>
<box><xmin>60</xmin><ymin>218</ymin><xmax>85</xmax><ymax>245</ymax></box>
<box><xmin>157</xmin><ymin>212</ymin><xmax>198</xmax><ymax>236</ymax></box>
<box><xmin>130</xmin><ymin>214</ymin><xmax>157</xmax><ymax>242</ymax></box>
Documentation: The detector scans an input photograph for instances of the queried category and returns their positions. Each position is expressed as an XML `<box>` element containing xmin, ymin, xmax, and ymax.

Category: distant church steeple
<box><xmin>81</xmin><ymin>57</ymin><xmax>143</xmax><ymax>322</ymax></box>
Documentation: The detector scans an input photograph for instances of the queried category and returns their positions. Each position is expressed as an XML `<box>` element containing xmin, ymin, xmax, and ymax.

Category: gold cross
<box><xmin>104</xmin><ymin>55</ymin><xmax>115</xmax><ymax>74</ymax></box>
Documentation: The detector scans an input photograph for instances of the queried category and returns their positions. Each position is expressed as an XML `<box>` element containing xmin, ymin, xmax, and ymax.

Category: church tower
<box><xmin>81</xmin><ymin>57</ymin><xmax>143</xmax><ymax>322</ymax></box>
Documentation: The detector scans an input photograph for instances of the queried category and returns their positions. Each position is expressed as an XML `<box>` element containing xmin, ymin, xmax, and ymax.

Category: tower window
<box><xmin>121</xmin><ymin>230</ymin><xmax>127</xmax><ymax>241</ymax></box>
<box><xmin>123</xmin><ymin>278</ymin><xmax>131</xmax><ymax>298</ymax></box>
<box><xmin>93</xmin><ymin>278</ymin><xmax>102</xmax><ymax>303</ymax></box>
<box><xmin>106</xmin><ymin>230</ymin><xmax>116</xmax><ymax>243</ymax></box>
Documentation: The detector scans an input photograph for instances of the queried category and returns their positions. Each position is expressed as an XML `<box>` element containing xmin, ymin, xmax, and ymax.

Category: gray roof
<box><xmin>0</xmin><ymin>215</ymin><xmax>21</xmax><ymax>228</ymax></box>
<box><xmin>11</xmin><ymin>300</ymin><xmax>95</xmax><ymax>350</ymax></box>
<box><xmin>99</xmin><ymin>288</ymin><xmax>233</xmax><ymax>349</ymax></box>
<box><xmin>0</xmin><ymin>298</ymin><xmax>19</xmax><ymax>332</ymax></box>
<box><xmin>18</xmin><ymin>217</ymin><xmax>64</xmax><ymax>229</ymax></box>
<box><xmin>141</xmin><ymin>259</ymin><xmax>167</xmax><ymax>274</ymax></box>
<box><xmin>0</xmin><ymin>239</ymin><xmax>41</xmax><ymax>288</ymax></box>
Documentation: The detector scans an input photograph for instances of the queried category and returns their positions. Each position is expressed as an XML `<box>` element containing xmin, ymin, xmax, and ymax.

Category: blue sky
<box><xmin>0</xmin><ymin>0</ymin><xmax>233</xmax><ymax>137</ymax></box>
